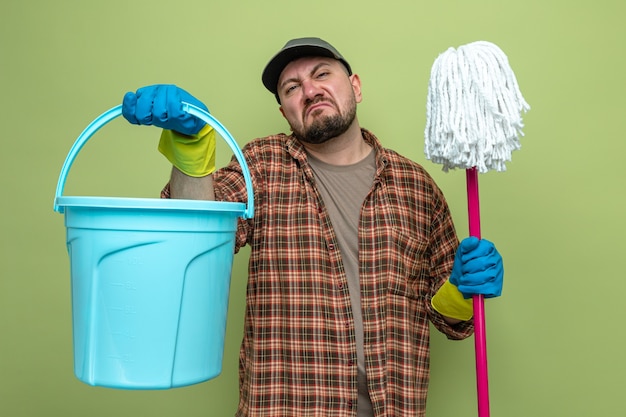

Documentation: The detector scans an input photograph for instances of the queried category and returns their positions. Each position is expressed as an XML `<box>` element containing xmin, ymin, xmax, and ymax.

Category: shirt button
<box><xmin>328</xmin><ymin>243</ymin><xmax>335</xmax><ymax>250</ymax></box>
<box><xmin>347</xmin><ymin>359</ymin><xmax>354</xmax><ymax>366</ymax></box>
<box><xmin>347</xmin><ymin>400</ymin><xmax>354</xmax><ymax>408</ymax></box>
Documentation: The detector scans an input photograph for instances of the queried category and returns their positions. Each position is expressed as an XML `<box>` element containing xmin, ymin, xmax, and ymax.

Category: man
<box><xmin>122</xmin><ymin>37</ymin><xmax>503</xmax><ymax>417</ymax></box>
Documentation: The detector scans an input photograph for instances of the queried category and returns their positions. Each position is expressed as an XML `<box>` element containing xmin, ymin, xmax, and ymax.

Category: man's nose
<box><xmin>302</xmin><ymin>79</ymin><xmax>324</xmax><ymax>101</ymax></box>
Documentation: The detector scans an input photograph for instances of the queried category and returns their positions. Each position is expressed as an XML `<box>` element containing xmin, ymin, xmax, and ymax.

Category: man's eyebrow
<box><xmin>278</xmin><ymin>76</ymin><xmax>299</xmax><ymax>91</ymax></box>
<box><xmin>278</xmin><ymin>62</ymin><xmax>333</xmax><ymax>91</ymax></box>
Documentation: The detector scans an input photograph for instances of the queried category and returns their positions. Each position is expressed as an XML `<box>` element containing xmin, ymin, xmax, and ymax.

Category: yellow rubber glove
<box><xmin>431</xmin><ymin>280</ymin><xmax>473</xmax><ymax>321</ymax></box>
<box><xmin>158</xmin><ymin>124</ymin><xmax>216</xmax><ymax>177</ymax></box>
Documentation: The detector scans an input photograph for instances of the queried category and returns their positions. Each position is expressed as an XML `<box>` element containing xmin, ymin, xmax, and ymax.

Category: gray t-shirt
<box><xmin>308</xmin><ymin>149</ymin><xmax>376</xmax><ymax>417</ymax></box>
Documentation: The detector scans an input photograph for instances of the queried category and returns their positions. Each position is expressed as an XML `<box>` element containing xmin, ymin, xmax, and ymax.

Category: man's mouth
<box><xmin>304</xmin><ymin>99</ymin><xmax>334</xmax><ymax>118</ymax></box>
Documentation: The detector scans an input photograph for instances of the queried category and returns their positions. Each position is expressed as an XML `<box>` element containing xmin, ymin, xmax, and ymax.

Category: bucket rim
<box><xmin>55</xmin><ymin>195</ymin><xmax>246</xmax><ymax>213</ymax></box>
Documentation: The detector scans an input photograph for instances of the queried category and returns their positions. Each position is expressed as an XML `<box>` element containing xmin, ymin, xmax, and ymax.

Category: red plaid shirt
<box><xmin>163</xmin><ymin>129</ymin><xmax>473</xmax><ymax>416</ymax></box>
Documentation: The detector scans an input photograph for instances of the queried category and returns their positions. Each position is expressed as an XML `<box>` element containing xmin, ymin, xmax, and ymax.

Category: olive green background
<box><xmin>1</xmin><ymin>0</ymin><xmax>624</xmax><ymax>416</ymax></box>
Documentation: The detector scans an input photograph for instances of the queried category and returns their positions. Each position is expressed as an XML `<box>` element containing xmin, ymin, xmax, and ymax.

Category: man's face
<box><xmin>277</xmin><ymin>56</ymin><xmax>362</xmax><ymax>144</ymax></box>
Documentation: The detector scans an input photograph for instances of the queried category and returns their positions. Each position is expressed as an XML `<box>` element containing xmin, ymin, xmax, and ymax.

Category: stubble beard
<box><xmin>290</xmin><ymin>95</ymin><xmax>357</xmax><ymax>145</ymax></box>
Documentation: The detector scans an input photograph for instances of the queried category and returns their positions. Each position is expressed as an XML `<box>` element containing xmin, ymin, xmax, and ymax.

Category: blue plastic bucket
<box><xmin>54</xmin><ymin>103</ymin><xmax>253</xmax><ymax>389</ymax></box>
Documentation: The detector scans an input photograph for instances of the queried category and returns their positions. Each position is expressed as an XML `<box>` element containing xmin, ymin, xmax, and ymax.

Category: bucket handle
<box><xmin>54</xmin><ymin>102</ymin><xmax>254</xmax><ymax>220</ymax></box>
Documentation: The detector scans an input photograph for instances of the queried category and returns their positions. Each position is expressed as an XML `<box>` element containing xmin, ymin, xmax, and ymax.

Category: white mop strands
<box><xmin>425</xmin><ymin>41</ymin><xmax>530</xmax><ymax>173</ymax></box>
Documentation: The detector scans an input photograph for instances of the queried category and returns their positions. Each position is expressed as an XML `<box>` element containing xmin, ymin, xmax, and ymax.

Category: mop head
<box><xmin>424</xmin><ymin>41</ymin><xmax>530</xmax><ymax>173</ymax></box>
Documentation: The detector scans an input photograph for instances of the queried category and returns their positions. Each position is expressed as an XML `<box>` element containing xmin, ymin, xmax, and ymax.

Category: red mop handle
<box><xmin>466</xmin><ymin>167</ymin><xmax>490</xmax><ymax>417</ymax></box>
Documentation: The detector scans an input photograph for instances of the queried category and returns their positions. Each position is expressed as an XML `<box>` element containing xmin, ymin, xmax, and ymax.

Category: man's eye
<box><xmin>285</xmin><ymin>84</ymin><xmax>298</xmax><ymax>94</ymax></box>
<box><xmin>316</xmin><ymin>71</ymin><xmax>329</xmax><ymax>79</ymax></box>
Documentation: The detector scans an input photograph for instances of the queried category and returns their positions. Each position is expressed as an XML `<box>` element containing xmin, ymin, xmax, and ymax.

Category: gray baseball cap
<box><xmin>262</xmin><ymin>37</ymin><xmax>352</xmax><ymax>98</ymax></box>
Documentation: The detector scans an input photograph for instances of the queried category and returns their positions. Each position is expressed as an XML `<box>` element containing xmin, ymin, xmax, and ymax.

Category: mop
<box><xmin>424</xmin><ymin>41</ymin><xmax>529</xmax><ymax>417</ymax></box>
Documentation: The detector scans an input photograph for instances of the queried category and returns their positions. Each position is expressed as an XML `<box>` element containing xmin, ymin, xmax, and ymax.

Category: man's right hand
<box><xmin>122</xmin><ymin>84</ymin><xmax>208</xmax><ymax>135</ymax></box>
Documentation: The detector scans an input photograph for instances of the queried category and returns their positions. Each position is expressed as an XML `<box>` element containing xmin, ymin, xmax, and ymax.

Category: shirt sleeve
<box><xmin>212</xmin><ymin>145</ymin><xmax>261</xmax><ymax>254</ymax></box>
<box><xmin>426</xmin><ymin>182</ymin><xmax>475</xmax><ymax>340</ymax></box>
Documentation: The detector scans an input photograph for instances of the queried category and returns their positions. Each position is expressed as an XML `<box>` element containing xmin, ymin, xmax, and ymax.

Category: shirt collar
<box><xmin>284</xmin><ymin>128</ymin><xmax>390</xmax><ymax>175</ymax></box>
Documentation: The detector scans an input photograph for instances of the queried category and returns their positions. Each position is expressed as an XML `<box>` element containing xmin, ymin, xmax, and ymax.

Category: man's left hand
<box><xmin>450</xmin><ymin>237</ymin><xmax>503</xmax><ymax>299</ymax></box>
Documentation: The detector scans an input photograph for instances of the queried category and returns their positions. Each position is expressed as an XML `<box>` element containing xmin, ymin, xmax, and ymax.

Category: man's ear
<box><xmin>350</xmin><ymin>73</ymin><xmax>363</xmax><ymax>103</ymax></box>
<box><xmin>279</xmin><ymin>106</ymin><xmax>286</xmax><ymax>119</ymax></box>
